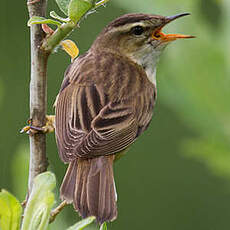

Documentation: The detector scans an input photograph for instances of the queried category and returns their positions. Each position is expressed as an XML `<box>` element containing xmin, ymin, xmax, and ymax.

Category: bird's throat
<box><xmin>128</xmin><ymin>46</ymin><xmax>161</xmax><ymax>86</ymax></box>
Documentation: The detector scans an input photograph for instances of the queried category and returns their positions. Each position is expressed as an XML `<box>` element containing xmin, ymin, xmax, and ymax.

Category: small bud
<box><xmin>42</xmin><ymin>24</ymin><xmax>54</xmax><ymax>35</ymax></box>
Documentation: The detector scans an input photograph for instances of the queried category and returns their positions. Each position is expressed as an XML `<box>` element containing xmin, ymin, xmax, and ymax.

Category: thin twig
<box><xmin>49</xmin><ymin>200</ymin><xmax>68</xmax><ymax>223</ymax></box>
<box><xmin>27</xmin><ymin>0</ymin><xmax>49</xmax><ymax>192</ymax></box>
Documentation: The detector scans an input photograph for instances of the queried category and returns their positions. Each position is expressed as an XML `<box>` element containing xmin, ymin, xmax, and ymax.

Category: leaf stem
<box><xmin>42</xmin><ymin>22</ymin><xmax>75</xmax><ymax>53</ymax></box>
<box><xmin>95</xmin><ymin>0</ymin><xmax>110</xmax><ymax>8</ymax></box>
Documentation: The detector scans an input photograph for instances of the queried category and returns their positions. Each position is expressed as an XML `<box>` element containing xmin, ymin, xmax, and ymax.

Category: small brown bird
<box><xmin>55</xmin><ymin>13</ymin><xmax>194</xmax><ymax>224</ymax></box>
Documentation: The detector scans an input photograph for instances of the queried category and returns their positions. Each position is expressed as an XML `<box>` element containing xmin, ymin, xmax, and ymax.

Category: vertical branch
<box><xmin>27</xmin><ymin>0</ymin><xmax>49</xmax><ymax>192</ymax></box>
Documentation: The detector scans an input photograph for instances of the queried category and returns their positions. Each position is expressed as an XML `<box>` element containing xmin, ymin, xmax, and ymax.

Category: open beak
<box><xmin>152</xmin><ymin>13</ymin><xmax>195</xmax><ymax>42</ymax></box>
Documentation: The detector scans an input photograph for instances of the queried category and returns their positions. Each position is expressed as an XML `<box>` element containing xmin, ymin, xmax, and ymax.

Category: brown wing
<box><xmin>55</xmin><ymin>83</ymin><xmax>138</xmax><ymax>162</ymax></box>
<box><xmin>55</xmin><ymin>51</ymin><xmax>155</xmax><ymax>162</ymax></box>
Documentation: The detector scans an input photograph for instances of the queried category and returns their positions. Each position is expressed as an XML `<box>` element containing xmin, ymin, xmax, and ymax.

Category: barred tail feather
<box><xmin>60</xmin><ymin>155</ymin><xmax>117</xmax><ymax>224</ymax></box>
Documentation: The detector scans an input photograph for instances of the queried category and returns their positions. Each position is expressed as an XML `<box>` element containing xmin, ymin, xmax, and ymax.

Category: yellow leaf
<box><xmin>61</xmin><ymin>39</ymin><xmax>79</xmax><ymax>62</ymax></box>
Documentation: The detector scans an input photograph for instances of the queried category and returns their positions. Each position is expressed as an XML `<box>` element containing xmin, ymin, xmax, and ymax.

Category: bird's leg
<box><xmin>20</xmin><ymin>115</ymin><xmax>55</xmax><ymax>134</ymax></box>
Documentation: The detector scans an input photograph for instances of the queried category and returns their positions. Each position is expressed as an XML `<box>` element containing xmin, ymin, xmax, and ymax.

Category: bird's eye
<box><xmin>131</xmin><ymin>26</ymin><xmax>144</xmax><ymax>35</ymax></box>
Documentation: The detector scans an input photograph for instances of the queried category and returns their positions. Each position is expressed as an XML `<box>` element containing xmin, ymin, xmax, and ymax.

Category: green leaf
<box><xmin>0</xmin><ymin>189</ymin><xmax>22</xmax><ymax>230</ymax></box>
<box><xmin>55</xmin><ymin>0</ymin><xmax>71</xmax><ymax>15</ymax></box>
<box><xmin>68</xmin><ymin>0</ymin><xmax>96</xmax><ymax>23</ymax></box>
<box><xmin>21</xmin><ymin>172</ymin><xmax>56</xmax><ymax>230</ymax></box>
<box><xmin>66</xmin><ymin>216</ymin><xmax>96</xmax><ymax>230</ymax></box>
<box><xmin>27</xmin><ymin>16</ymin><xmax>61</xmax><ymax>27</ymax></box>
<box><xmin>50</xmin><ymin>11</ymin><xmax>70</xmax><ymax>23</ymax></box>
<box><xmin>100</xmin><ymin>222</ymin><xmax>107</xmax><ymax>230</ymax></box>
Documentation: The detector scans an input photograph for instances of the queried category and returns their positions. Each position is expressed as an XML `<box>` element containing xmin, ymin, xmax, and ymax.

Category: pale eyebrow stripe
<box><xmin>109</xmin><ymin>22</ymin><xmax>149</xmax><ymax>33</ymax></box>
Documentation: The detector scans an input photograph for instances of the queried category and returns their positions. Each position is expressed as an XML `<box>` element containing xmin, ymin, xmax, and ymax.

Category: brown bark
<box><xmin>27</xmin><ymin>0</ymin><xmax>49</xmax><ymax>192</ymax></box>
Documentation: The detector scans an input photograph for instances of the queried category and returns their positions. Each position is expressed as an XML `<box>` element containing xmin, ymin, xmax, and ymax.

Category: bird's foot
<box><xmin>20</xmin><ymin>115</ymin><xmax>55</xmax><ymax>135</ymax></box>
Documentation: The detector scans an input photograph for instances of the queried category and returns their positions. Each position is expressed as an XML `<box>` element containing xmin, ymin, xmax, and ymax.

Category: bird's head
<box><xmin>92</xmin><ymin>13</ymin><xmax>194</xmax><ymax>66</ymax></box>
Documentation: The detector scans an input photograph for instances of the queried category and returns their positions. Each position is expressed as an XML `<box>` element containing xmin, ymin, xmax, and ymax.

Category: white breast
<box><xmin>144</xmin><ymin>62</ymin><xmax>157</xmax><ymax>86</ymax></box>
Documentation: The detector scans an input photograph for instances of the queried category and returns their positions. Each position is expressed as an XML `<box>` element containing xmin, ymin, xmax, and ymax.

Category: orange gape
<box><xmin>152</xmin><ymin>29</ymin><xmax>195</xmax><ymax>41</ymax></box>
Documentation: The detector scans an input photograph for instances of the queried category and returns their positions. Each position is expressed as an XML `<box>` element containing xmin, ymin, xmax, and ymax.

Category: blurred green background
<box><xmin>1</xmin><ymin>0</ymin><xmax>230</xmax><ymax>229</ymax></box>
